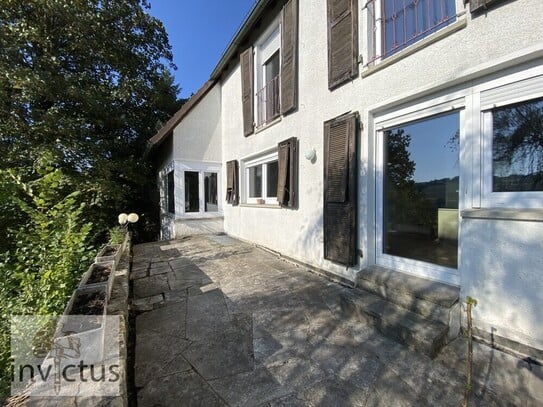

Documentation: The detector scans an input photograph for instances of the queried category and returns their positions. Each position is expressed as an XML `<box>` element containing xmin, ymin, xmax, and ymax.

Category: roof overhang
<box><xmin>147</xmin><ymin>0</ymin><xmax>275</xmax><ymax>157</ymax></box>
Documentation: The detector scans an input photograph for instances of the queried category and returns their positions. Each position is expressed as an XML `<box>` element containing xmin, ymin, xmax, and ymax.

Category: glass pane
<box><xmin>383</xmin><ymin>0</ymin><xmax>456</xmax><ymax>58</ymax></box>
<box><xmin>266</xmin><ymin>161</ymin><xmax>279</xmax><ymax>198</ymax></box>
<box><xmin>184</xmin><ymin>171</ymin><xmax>199</xmax><ymax>213</ymax></box>
<box><xmin>492</xmin><ymin>98</ymin><xmax>543</xmax><ymax>192</ymax></box>
<box><xmin>383</xmin><ymin>112</ymin><xmax>459</xmax><ymax>268</ymax></box>
<box><xmin>265</xmin><ymin>51</ymin><xmax>280</xmax><ymax>84</ymax></box>
<box><xmin>249</xmin><ymin>165</ymin><xmax>262</xmax><ymax>198</ymax></box>
<box><xmin>204</xmin><ymin>172</ymin><xmax>218</xmax><ymax>212</ymax></box>
<box><xmin>167</xmin><ymin>171</ymin><xmax>175</xmax><ymax>214</ymax></box>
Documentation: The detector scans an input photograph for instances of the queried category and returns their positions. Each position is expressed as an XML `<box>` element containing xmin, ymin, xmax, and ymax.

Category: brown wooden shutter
<box><xmin>277</xmin><ymin>137</ymin><xmax>298</xmax><ymax>208</ymax></box>
<box><xmin>327</xmin><ymin>0</ymin><xmax>358</xmax><ymax>90</ymax></box>
<box><xmin>470</xmin><ymin>0</ymin><xmax>500</xmax><ymax>13</ymax></box>
<box><xmin>323</xmin><ymin>112</ymin><xmax>358</xmax><ymax>265</ymax></box>
<box><xmin>226</xmin><ymin>160</ymin><xmax>239</xmax><ymax>206</ymax></box>
<box><xmin>240</xmin><ymin>47</ymin><xmax>254</xmax><ymax>137</ymax></box>
<box><xmin>281</xmin><ymin>0</ymin><xmax>298</xmax><ymax>115</ymax></box>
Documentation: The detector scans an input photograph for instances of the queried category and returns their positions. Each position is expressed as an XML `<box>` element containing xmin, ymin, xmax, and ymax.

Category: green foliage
<box><xmin>0</xmin><ymin>163</ymin><xmax>94</xmax><ymax>399</ymax></box>
<box><xmin>108</xmin><ymin>226</ymin><xmax>126</xmax><ymax>245</ymax></box>
<box><xmin>0</xmin><ymin>0</ymin><xmax>182</xmax><ymax>242</ymax></box>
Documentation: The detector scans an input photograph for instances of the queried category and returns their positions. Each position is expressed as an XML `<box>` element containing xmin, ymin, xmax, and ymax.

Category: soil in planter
<box><xmin>101</xmin><ymin>246</ymin><xmax>118</xmax><ymax>257</ymax></box>
<box><xmin>87</xmin><ymin>264</ymin><xmax>112</xmax><ymax>284</ymax></box>
<box><xmin>70</xmin><ymin>291</ymin><xmax>106</xmax><ymax>316</ymax></box>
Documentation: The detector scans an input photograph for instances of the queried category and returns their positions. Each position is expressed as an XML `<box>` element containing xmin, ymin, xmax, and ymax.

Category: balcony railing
<box><xmin>367</xmin><ymin>0</ymin><xmax>457</xmax><ymax>64</ymax></box>
<box><xmin>256</xmin><ymin>75</ymin><xmax>280</xmax><ymax>128</ymax></box>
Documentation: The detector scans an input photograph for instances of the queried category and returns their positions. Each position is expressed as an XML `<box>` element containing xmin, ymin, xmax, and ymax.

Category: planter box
<box><xmin>79</xmin><ymin>261</ymin><xmax>115</xmax><ymax>299</ymax></box>
<box><xmin>53</xmin><ymin>284</ymin><xmax>108</xmax><ymax>367</ymax></box>
<box><xmin>95</xmin><ymin>244</ymin><xmax>121</xmax><ymax>267</ymax></box>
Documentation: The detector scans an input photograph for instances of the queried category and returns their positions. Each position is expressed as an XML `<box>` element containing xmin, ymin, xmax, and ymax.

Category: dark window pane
<box><xmin>382</xmin><ymin>0</ymin><xmax>456</xmax><ymax>58</ymax></box>
<box><xmin>492</xmin><ymin>98</ymin><xmax>543</xmax><ymax>192</ymax></box>
<box><xmin>167</xmin><ymin>171</ymin><xmax>175</xmax><ymax>214</ymax></box>
<box><xmin>184</xmin><ymin>171</ymin><xmax>199</xmax><ymax>212</ymax></box>
<box><xmin>266</xmin><ymin>161</ymin><xmax>279</xmax><ymax>198</ymax></box>
<box><xmin>204</xmin><ymin>172</ymin><xmax>218</xmax><ymax>212</ymax></box>
<box><xmin>249</xmin><ymin>165</ymin><xmax>262</xmax><ymax>198</ymax></box>
<box><xmin>383</xmin><ymin>112</ymin><xmax>459</xmax><ymax>268</ymax></box>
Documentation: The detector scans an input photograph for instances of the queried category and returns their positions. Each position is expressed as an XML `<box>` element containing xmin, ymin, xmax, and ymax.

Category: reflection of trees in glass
<box><xmin>492</xmin><ymin>99</ymin><xmax>543</xmax><ymax>191</ymax></box>
<box><xmin>385</xmin><ymin>129</ymin><xmax>434</xmax><ymax>229</ymax></box>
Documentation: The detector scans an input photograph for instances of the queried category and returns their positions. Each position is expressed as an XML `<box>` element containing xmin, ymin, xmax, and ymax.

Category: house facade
<box><xmin>149</xmin><ymin>0</ymin><xmax>543</xmax><ymax>355</ymax></box>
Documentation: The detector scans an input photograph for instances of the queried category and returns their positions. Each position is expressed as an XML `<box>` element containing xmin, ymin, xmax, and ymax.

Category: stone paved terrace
<box><xmin>131</xmin><ymin>235</ymin><xmax>543</xmax><ymax>406</ymax></box>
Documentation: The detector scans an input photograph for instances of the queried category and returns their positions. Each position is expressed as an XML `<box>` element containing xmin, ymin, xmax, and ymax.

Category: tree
<box><xmin>0</xmin><ymin>0</ymin><xmax>181</xmax><ymax>241</ymax></box>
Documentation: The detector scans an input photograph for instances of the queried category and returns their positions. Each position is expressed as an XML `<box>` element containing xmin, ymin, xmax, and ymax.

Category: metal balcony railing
<box><xmin>256</xmin><ymin>75</ymin><xmax>280</xmax><ymax>128</ymax></box>
<box><xmin>367</xmin><ymin>0</ymin><xmax>457</xmax><ymax>64</ymax></box>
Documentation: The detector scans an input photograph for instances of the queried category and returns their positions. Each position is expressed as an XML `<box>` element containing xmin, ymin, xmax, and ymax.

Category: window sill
<box><xmin>361</xmin><ymin>15</ymin><xmax>467</xmax><ymax>79</ymax></box>
<box><xmin>240</xmin><ymin>203</ymin><xmax>281</xmax><ymax>209</ymax></box>
<box><xmin>175</xmin><ymin>213</ymin><xmax>224</xmax><ymax>220</ymax></box>
<box><xmin>255</xmin><ymin>116</ymin><xmax>282</xmax><ymax>134</ymax></box>
<box><xmin>461</xmin><ymin>208</ymin><xmax>543</xmax><ymax>222</ymax></box>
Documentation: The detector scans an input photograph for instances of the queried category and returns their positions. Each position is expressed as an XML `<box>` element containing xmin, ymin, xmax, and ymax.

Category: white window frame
<box><xmin>254</xmin><ymin>16</ymin><xmax>281</xmax><ymax>128</ymax></box>
<box><xmin>366</xmin><ymin>0</ymin><xmax>463</xmax><ymax>66</ymax></box>
<box><xmin>177</xmin><ymin>161</ymin><xmax>222</xmax><ymax>218</ymax></box>
<box><xmin>477</xmin><ymin>72</ymin><xmax>543</xmax><ymax>209</ymax></box>
<box><xmin>242</xmin><ymin>150</ymin><xmax>279</xmax><ymax>205</ymax></box>
<box><xmin>374</xmin><ymin>95</ymin><xmax>465</xmax><ymax>286</ymax></box>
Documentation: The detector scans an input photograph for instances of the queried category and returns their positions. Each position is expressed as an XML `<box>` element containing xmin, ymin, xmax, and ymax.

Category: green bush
<box><xmin>0</xmin><ymin>163</ymin><xmax>94</xmax><ymax>400</ymax></box>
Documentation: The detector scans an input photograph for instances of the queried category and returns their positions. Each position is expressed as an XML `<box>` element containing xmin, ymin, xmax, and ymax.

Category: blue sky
<box><xmin>147</xmin><ymin>1</ymin><xmax>256</xmax><ymax>99</ymax></box>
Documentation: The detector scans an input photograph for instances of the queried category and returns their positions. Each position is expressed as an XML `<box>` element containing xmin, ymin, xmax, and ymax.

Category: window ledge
<box><xmin>255</xmin><ymin>116</ymin><xmax>282</xmax><ymax>134</ymax></box>
<box><xmin>461</xmin><ymin>208</ymin><xmax>543</xmax><ymax>222</ymax></box>
<box><xmin>361</xmin><ymin>16</ymin><xmax>467</xmax><ymax>79</ymax></box>
<box><xmin>240</xmin><ymin>203</ymin><xmax>281</xmax><ymax>209</ymax></box>
<box><xmin>175</xmin><ymin>213</ymin><xmax>224</xmax><ymax>220</ymax></box>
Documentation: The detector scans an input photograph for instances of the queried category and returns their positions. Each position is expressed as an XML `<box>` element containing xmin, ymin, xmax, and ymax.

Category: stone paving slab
<box><xmin>132</xmin><ymin>235</ymin><xmax>543</xmax><ymax>407</ymax></box>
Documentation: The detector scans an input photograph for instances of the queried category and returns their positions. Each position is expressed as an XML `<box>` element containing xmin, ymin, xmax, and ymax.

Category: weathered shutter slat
<box><xmin>326</xmin><ymin>120</ymin><xmax>349</xmax><ymax>202</ymax></box>
<box><xmin>277</xmin><ymin>137</ymin><xmax>298</xmax><ymax>208</ymax></box>
<box><xmin>240</xmin><ymin>47</ymin><xmax>254</xmax><ymax>136</ymax></box>
<box><xmin>327</xmin><ymin>0</ymin><xmax>358</xmax><ymax>90</ymax></box>
<box><xmin>226</xmin><ymin>160</ymin><xmax>239</xmax><ymax>205</ymax></box>
<box><xmin>281</xmin><ymin>0</ymin><xmax>298</xmax><ymax>115</ymax></box>
<box><xmin>323</xmin><ymin>112</ymin><xmax>358</xmax><ymax>266</ymax></box>
<box><xmin>277</xmin><ymin>142</ymin><xmax>290</xmax><ymax>205</ymax></box>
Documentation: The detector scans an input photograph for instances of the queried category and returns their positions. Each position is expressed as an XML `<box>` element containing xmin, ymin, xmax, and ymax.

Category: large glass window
<box><xmin>368</xmin><ymin>0</ymin><xmax>457</xmax><ymax>63</ymax></box>
<box><xmin>167</xmin><ymin>171</ymin><xmax>175</xmax><ymax>214</ymax></box>
<box><xmin>491</xmin><ymin>98</ymin><xmax>543</xmax><ymax>192</ymax></box>
<box><xmin>204</xmin><ymin>172</ymin><xmax>218</xmax><ymax>212</ymax></box>
<box><xmin>184</xmin><ymin>171</ymin><xmax>199</xmax><ymax>213</ymax></box>
<box><xmin>383</xmin><ymin>112</ymin><xmax>459</xmax><ymax>269</ymax></box>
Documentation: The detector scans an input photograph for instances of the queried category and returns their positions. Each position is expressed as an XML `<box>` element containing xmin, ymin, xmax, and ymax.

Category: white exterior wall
<box><xmin>461</xmin><ymin>215</ymin><xmax>543</xmax><ymax>350</ymax></box>
<box><xmin>172</xmin><ymin>84</ymin><xmax>222</xmax><ymax>163</ymax></box>
<box><xmin>158</xmin><ymin>83</ymin><xmax>223</xmax><ymax>238</ymax></box>
<box><xmin>219</xmin><ymin>0</ymin><xmax>543</xmax><ymax>349</ymax></box>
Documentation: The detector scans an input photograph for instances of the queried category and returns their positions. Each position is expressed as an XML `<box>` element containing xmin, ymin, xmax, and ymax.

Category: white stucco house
<box><xmin>148</xmin><ymin>0</ymin><xmax>543</xmax><ymax>358</ymax></box>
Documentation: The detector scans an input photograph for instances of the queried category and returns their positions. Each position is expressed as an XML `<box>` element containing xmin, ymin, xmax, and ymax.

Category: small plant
<box><xmin>107</xmin><ymin>226</ymin><xmax>125</xmax><ymax>245</ymax></box>
<box><xmin>462</xmin><ymin>296</ymin><xmax>478</xmax><ymax>407</ymax></box>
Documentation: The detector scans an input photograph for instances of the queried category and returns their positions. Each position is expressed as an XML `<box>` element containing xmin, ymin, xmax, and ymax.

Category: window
<box><xmin>205</xmin><ymin>172</ymin><xmax>218</xmax><ymax>212</ymax></box>
<box><xmin>367</xmin><ymin>0</ymin><xmax>457</xmax><ymax>64</ymax></box>
<box><xmin>184</xmin><ymin>171</ymin><xmax>200</xmax><ymax>213</ymax></box>
<box><xmin>481</xmin><ymin>95</ymin><xmax>543</xmax><ymax>207</ymax></box>
<box><xmin>479</xmin><ymin>73</ymin><xmax>543</xmax><ymax>208</ymax></box>
<box><xmin>242</xmin><ymin>138</ymin><xmax>298</xmax><ymax>207</ymax></box>
<box><xmin>257</xmin><ymin>51</ymin><xmax>281</xmax><ymax>126</ymax></box>
<box><xmin>245</xmin><ymin>152</ymin><xmax>279</xmax><ymax>204</ymax></box>
<box><xmin>491</xmin><ymin>98</ymin><xmax>543</xmax><ymax>193</ymax></box>
<box><xmin>240</xmin><ymin>0</ymin><xmax>298</xmax><ymax>133</ymax></box>
<box><xmin>255</xmin><ymin>24</ymin><xmax>281</xmax><ymax>128</ymax></box>
<box><xmin>167</xmin><ymin>170</ymin><xmax>175</xmax><ymax>214</ymax></box>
